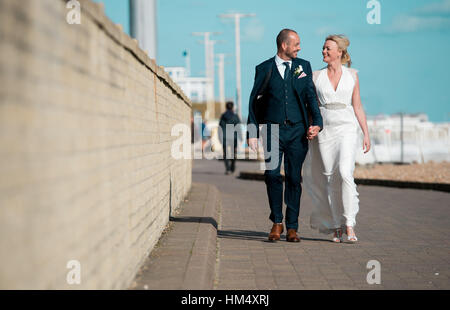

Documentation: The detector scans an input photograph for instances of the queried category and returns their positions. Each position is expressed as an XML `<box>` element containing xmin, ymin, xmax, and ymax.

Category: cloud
<box><xmin>414</xmin><ymin>0</ymin><xmax>450</xmax><ymax>16</ymax></box>
<box><xmin>388</xmin><ymin>15</ymin><xmax>450</xmax><ymax>33</ymax></box>
<box><xmin>386</xmin><ymin>0</ymin><xmax>450</xmax><ymax>34</ymax></box>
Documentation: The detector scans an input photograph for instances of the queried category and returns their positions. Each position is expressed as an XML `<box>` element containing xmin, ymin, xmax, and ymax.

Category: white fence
<box><xmin>355</xmin><ymin>116</ymin><xmax>449</xmax><ymax>164</ymax></box>
<box><xmin>196</xmin><ymin>115</ymin><xmax>450</xmax><ymax>165</ymax></box>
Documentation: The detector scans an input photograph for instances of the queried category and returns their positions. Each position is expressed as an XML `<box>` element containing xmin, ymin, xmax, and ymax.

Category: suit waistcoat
<box><xmin>263</xmin><ymin>62</ymin><xmax>304</xmax><ymax>124</ymax></box>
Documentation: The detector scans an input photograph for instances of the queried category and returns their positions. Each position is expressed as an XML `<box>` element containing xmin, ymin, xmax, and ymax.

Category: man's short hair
<box><xmin>226</xmin><ymin>101</ymin><xmax>234</xmax><ymax>110</ymax></box>
<box><xmin>276</xmin><ymin>29</ymin><xmax>297</xmax><ymax>50</ymax></box>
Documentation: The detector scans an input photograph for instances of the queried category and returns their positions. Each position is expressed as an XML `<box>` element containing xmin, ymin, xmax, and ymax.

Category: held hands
<box><xmin>306</xmin><ymin>126</ymin><xmax>320</xmax><ymax>140</ymax></box>
<box><xmin>249</xmin><ymin>125</ymin><xmax>321</xmax><ymax>150</ymax></box>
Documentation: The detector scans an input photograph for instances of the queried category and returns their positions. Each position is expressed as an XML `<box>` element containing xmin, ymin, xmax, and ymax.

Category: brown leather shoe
<box><xmin>268</xmin><ymin>223</ymin><xmax>284</xmax><ymax>242</ymax></box>
<box><xmin>286</xmin><ymin>229</ymin><xmax>300</xmax><ymax>242</ymax></box>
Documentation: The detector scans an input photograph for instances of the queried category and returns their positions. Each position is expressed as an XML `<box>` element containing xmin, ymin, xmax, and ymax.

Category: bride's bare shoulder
<box><xmin>347</xmin><ymin>67</ymin><xmax>359</xmax><ymax>82</ymax></box>
<box><xmin>347</xmin><ymin>67</ymin><xmax>359</xmax><ymax>74</ymax></box>
<box><xmin>312</xmin><ymin>66</ymin><xmax>327</xmax><ymax>83</ymax></box>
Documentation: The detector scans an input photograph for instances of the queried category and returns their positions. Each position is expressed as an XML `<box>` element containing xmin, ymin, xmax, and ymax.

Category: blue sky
<box><xmin>95</xmin><ymin>0</ymin><xmax>450</xmax><ymax>123</ymax></box>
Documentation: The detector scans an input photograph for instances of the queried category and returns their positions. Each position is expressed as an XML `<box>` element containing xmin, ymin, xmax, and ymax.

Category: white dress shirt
<box><xmin>275</xmin><ymin>55</ymin><xmax>292</xmax><ymax>79</ymax></box>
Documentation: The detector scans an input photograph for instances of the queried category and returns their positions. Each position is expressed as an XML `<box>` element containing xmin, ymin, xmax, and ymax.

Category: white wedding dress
<box><xmin>303</xmin><ymin>65</ymin><xmax>361</xmax><ymax>234</ymax></box>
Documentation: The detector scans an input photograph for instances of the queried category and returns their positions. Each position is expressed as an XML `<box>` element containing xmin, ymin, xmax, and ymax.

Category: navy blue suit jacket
<box><xmin>247</xmin><ymin>57</ymin><xmax>323</xmax><ymax>138</ymax></box>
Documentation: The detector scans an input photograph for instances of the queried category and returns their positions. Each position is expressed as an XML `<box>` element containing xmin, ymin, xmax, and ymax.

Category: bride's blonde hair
<box><xmin>326</xmin><ymin>34</ymin><xmax>351</xmax><ymax>67</ymax></box>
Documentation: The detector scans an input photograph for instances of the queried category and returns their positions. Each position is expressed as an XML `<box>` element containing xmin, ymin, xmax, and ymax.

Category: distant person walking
<box><xmin>219</xmin><ymin>101</ymin><xmax>243</xmax><ymax>175</ymax></box>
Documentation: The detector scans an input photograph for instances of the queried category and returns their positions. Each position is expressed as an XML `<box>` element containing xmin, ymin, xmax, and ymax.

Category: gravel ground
<box><xmin>354</xmin><ymin>162</ymin><xmax>450</xmax><ymax>184</ymax></box>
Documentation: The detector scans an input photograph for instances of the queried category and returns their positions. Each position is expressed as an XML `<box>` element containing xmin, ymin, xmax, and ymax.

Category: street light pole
<box><xmin>217</xmin><ymin>53</ymin><xmax>226</xmax><ymax>105</ymax></box>
<box><xmin>218</xmin><ymin>13</ymin><xmax>255</xmax><ymax>121</ymax></box>
<box><xmin>192</xmin><ymin>32</ymin><xmax>211</xmax><ymax>80</ymax></box>
<box><xmin>192</xmin><ymin>32</ymin><xmax>220</xmax><ymax>120</ymax></box>
<box><xmin>400</xmin><ymin>112</ymin><xmax>404</xmax><ymax>163</ymax></box>
<box><xmin>209</xmin><ymin>40</ymin><xmax>217</xmax><ymax>106</ymax></box>
<box><xmin>234</xmin><ymin>15</ymin><xmax>242</xmax><ymax>120</ymax></box>
<box><xmin>183</xmin><ymin>50</ymin><xmax>190</xmax><ymax>77</ymax></box>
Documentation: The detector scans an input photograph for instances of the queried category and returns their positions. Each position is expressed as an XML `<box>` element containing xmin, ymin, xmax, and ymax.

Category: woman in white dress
<box><xmin>304</xmin><ymin>35</ymin><xmax>371</xmax><ymax>243</ymax></box>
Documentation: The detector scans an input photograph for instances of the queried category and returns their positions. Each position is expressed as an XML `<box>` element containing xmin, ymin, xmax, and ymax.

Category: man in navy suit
<box><xmin>247</xmin><ymin>29</ymin><xmax>323</xmax><ymax>242</ymax></box>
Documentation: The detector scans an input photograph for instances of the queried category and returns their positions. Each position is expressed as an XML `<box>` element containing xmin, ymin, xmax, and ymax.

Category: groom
<box><xmin>247</xmin><ymin>29</ymin><xmax>323</xmax><ymax>242</ymax></box>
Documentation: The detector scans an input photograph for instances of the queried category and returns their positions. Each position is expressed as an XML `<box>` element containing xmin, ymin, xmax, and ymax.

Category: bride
<box><xmin>304</xmin><ymin>34</ymin><xmax>370</xmax><ymax>243</ymax></box>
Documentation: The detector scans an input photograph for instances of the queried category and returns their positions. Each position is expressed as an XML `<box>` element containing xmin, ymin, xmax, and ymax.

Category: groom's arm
<box><xmin>303</xmin><ymin>61</ymin><xmax>323</xmax><ymax>131</ymax></box>
<box><xmin>247</xmin><ymin>65</ymin><xmax>265</xmax><ymax>139</ymax></box>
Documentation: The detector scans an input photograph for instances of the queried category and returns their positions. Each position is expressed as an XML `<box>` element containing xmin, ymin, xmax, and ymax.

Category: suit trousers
<box><xmin>262</xmin><ymin>121</ymin><xmax>308</xmax><ymax>230</ymax></box>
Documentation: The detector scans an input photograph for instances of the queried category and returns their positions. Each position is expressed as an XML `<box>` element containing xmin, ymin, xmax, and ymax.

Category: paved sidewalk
<box><xmin>194</xmin><ymin>159</ymin><xmax>450</xmax><ymax>290</ymax></box>
<box><xmin>130</xmin><ymin>182</ymin><xmax>220</xmax><ymax>290</ymax></box>
<box><xmin>131</xmin><ymin>158</ymin><xmax>450</xmax><ymax>290</ymax></box>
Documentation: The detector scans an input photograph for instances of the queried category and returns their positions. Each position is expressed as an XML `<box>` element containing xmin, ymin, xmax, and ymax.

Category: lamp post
<box><xmin>218</xmin><ymin>13</ymin><xmax>255</xmax><ymax>120</ymax></box>
<box><xmin>400</xmin><ymin>112</ymin><xmax>404</xmax><ymax>163</ymax></box>
<box><xmin>192</xmin><ymin>32</ymin><xmax>220</xmax><ymax>120</ymax></box>
<box><xmin>217</xmin><ymin>53</ymin><xmax>226</xmax><ymax>105</ymax></box>
<box><xmin>183</xmin><ymin>50</ymin><xmax>190</xmax><ymax>77</ymax></box>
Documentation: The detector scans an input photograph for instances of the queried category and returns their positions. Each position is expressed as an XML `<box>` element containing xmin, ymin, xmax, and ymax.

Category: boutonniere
<box><xmin>293</xmin><ymin>65</ymin><xmax>303</xmax><ymax>77</ymax></box>
<box><xmin>294</xmin><ymin>65</ymin><xmax>307</xmax><ymax>79</ymax></box>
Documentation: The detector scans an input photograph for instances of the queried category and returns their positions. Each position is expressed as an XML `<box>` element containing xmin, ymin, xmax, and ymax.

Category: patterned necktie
<box><xmin>283</xmin><ymin>62</ymin><xmax>290</xmax><ymax>80</ymax></box>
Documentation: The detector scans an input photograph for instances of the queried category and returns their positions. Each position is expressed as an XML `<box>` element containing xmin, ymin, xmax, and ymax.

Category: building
<box><xmin>165</xmin><ymin>67</ymin><xmax>209</xmax><ymax>103</ymax></box>
<box><xmin>164</xmin><ymin>67</ymin><xmax>224</xmax><ymax>121</ymax></box>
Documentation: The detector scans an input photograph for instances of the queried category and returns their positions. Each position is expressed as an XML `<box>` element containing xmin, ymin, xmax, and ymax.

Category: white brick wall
<box><xmin>0</xmin><ymin>0</ymin><xmax>192</xmax><ymax>289</ymax></box>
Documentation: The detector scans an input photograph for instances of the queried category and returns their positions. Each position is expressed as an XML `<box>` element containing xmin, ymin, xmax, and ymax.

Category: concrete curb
<box><xmin>354</xmin><ymin>178</ymin><xmax>450</xmax><ymax>192</ymax></box>
<box><xmin>181</xmin><ymin>183</ymin><xmax>220</xmax><ymax>290</ymax></box>
<box><xmin>130</xmin><ymin>182</ymin><xmax>221</xmax><ymax>290</ymax></box>
<box><xmin>238</xmin><ymin>170</ymin><xmax>450</xmax><ymax>193</ymax></box>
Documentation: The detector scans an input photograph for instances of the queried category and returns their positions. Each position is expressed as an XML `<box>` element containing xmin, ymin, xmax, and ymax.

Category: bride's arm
<box><xmin>351</xmin><ymin>73</ymin><xmax>371</xmax><ymax>153</ymax></box>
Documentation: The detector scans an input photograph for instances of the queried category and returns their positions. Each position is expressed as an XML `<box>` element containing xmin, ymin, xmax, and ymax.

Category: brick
<box><xmin>0</xmin><ymin>0</ymin><xmax>191</xmax><ymax>289</ymax></box>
